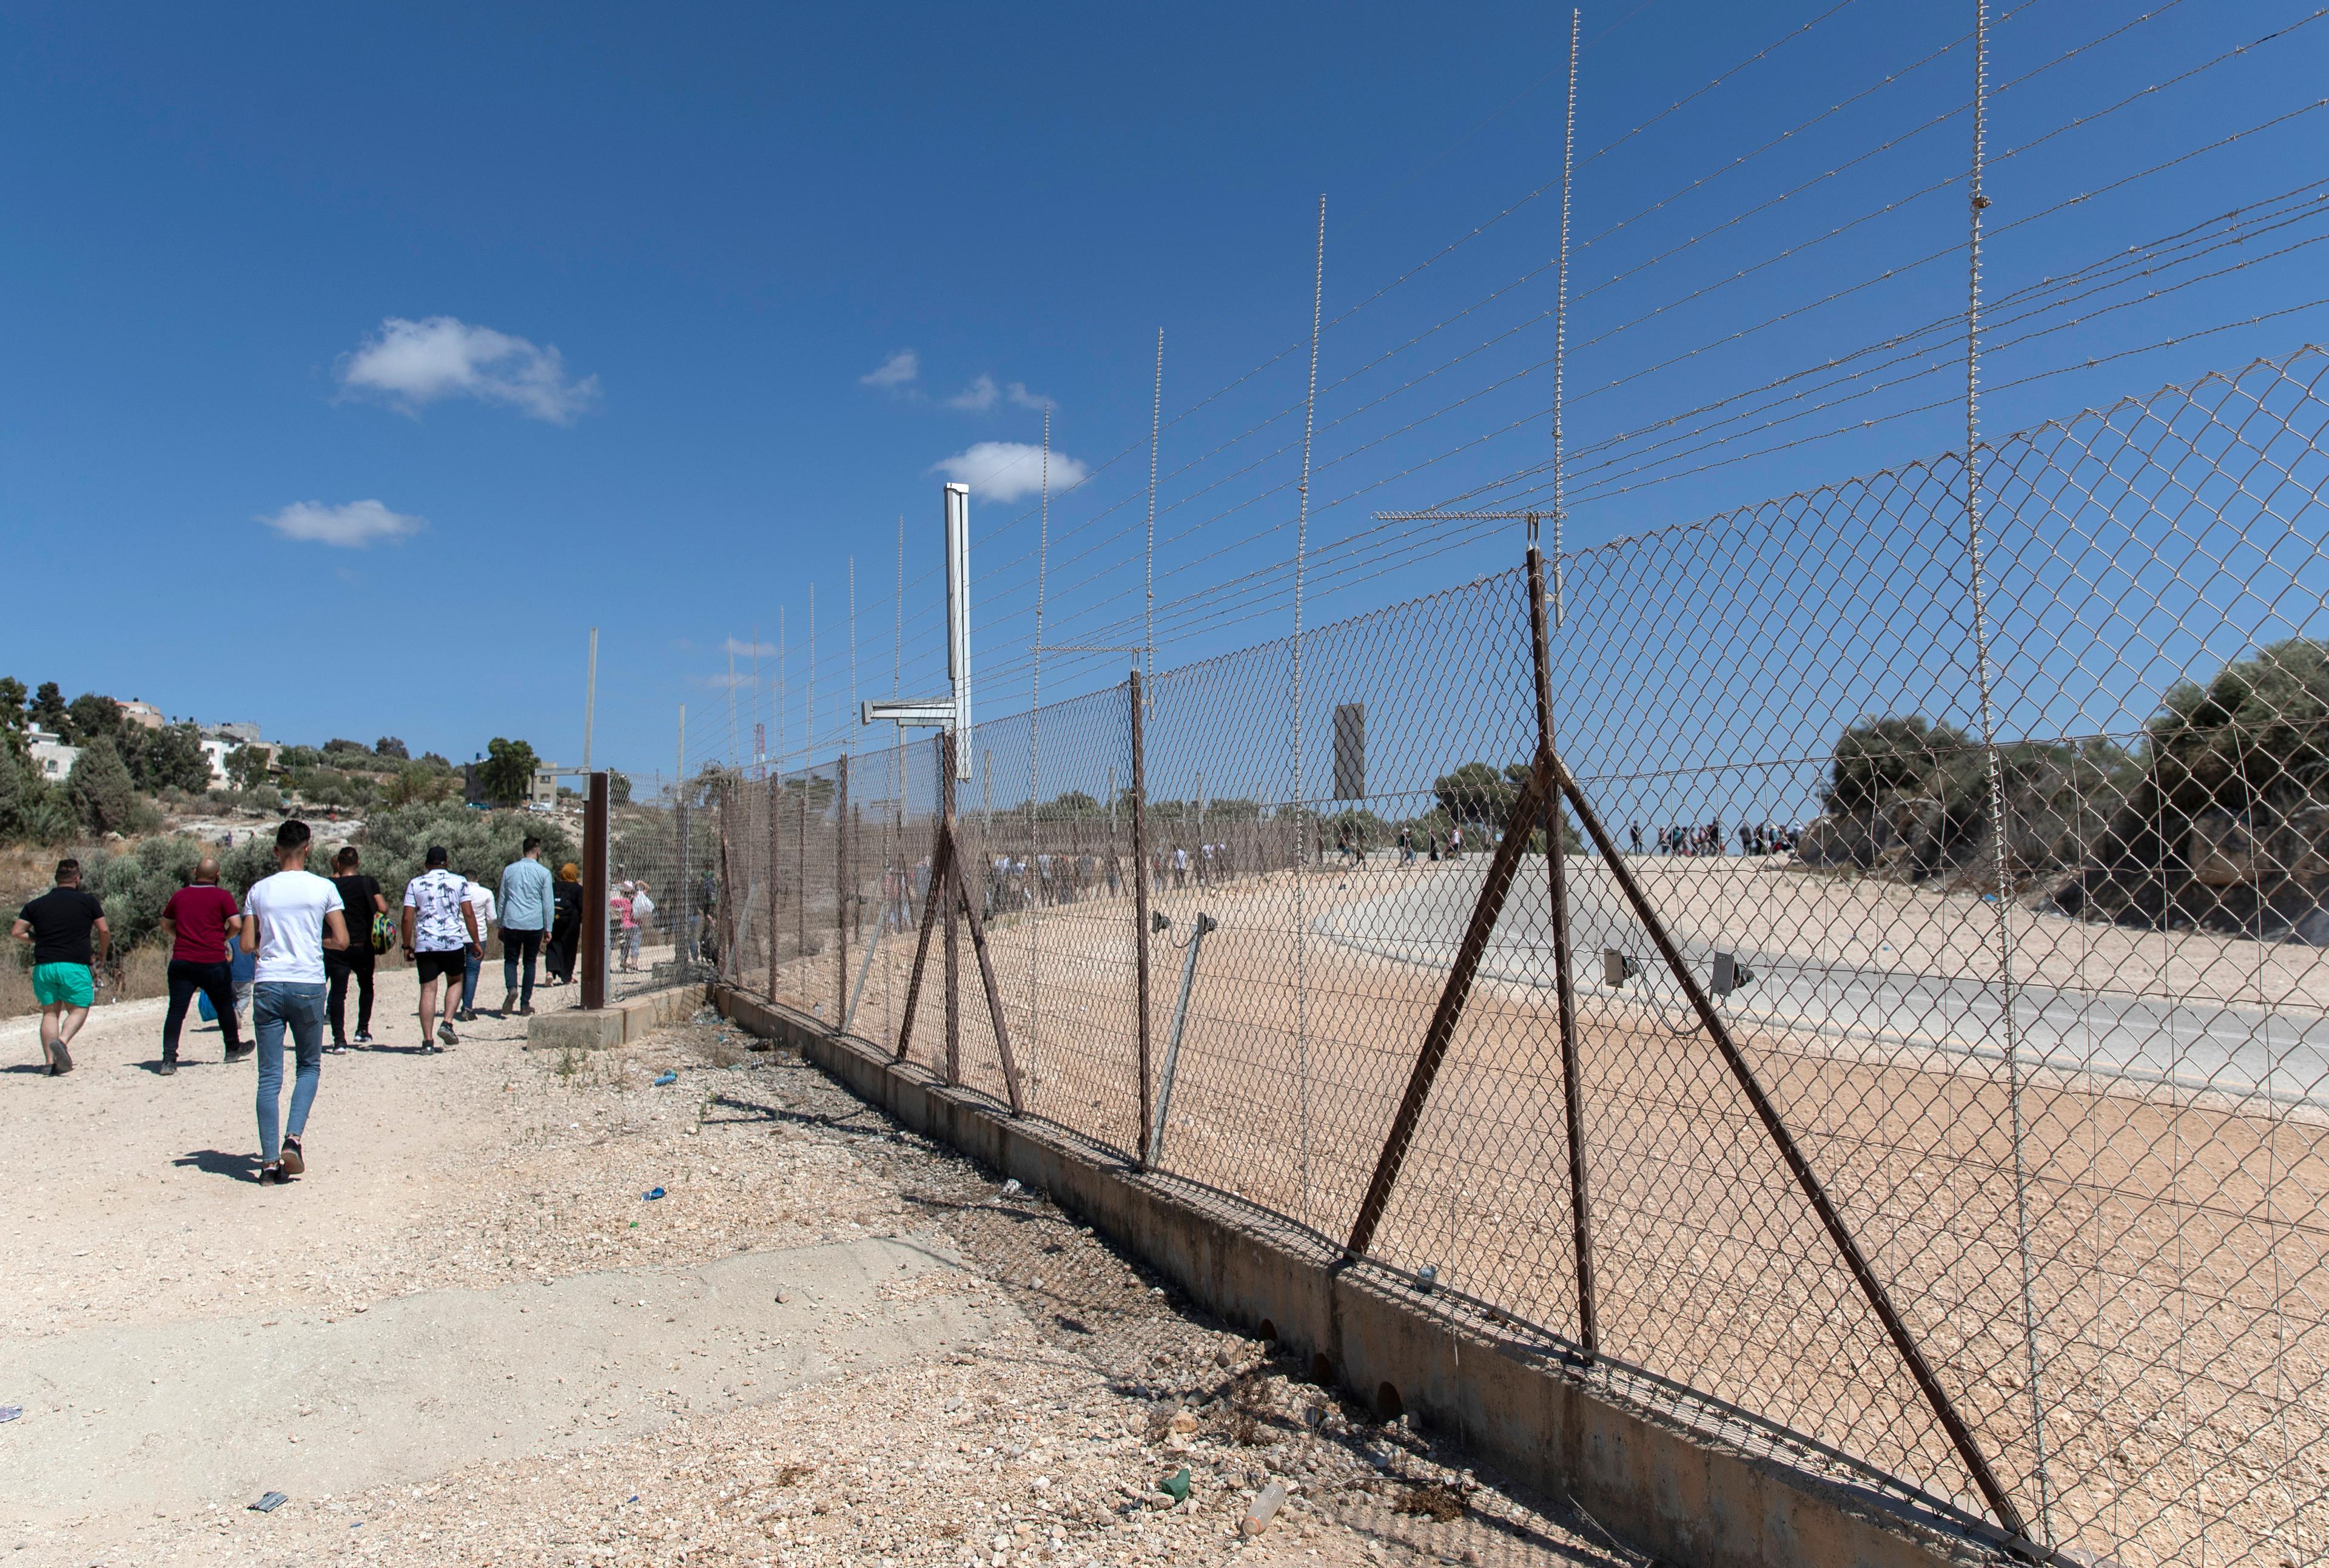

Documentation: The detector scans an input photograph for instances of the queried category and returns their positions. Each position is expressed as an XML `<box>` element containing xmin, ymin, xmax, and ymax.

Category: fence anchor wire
<box><xmin>893</xmin><ymin>828</ymin><xmax>952</xmax><ymax>1065</ymax></box>
<box><xmin>1346</xmin><ymin>755</ymin><xmax>1553</xmax><ymax>1261</ymax></box>
<box><xmin>1548</xmin><ymin>755</ymin><xmax>2036</xmax><ymax>1549</ymax></box>
<box><xmin>950</xmin><ymin>841</ymin><xmax>1026</xmax><ymax>1116</ymax></box>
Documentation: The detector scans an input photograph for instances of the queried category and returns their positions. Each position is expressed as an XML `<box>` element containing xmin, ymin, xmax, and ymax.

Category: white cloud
<box><xmin>931</xmin><ymin>441</ymin><xmax>1090</xmax><ymax>503</ymax></box>
<box><xmin>722</xmin><ymin>637</ymin><xmax>778</xmax><ymax>657</ymax></box>
<box><xmin>338</xmin><ymin>315</ymin><xmax>600</xmax><ymax>423</ymax></box>
<box><xmin>945</xmin><ymin>374</ymin><xmax>1047</xmax><ymax>411</ymax></box>
<box><xmin>946</xmin><ymin>374</ymin><xmax>999</xmax><ymax>411</ymax></box>
<box><xmin>860</xmin><ymin>349</ymin><xmax>920</xmax><ymax>390</ymax></box>
<box><xmin>259</xmin><ymin>499</ymin><xmax>427</xmax><ymax>548</ymax></box>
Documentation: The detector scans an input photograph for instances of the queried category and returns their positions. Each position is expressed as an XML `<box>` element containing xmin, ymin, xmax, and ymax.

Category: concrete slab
<box><xmin>526</xmin><ymin>983</ymin><xmax>705</xmax><ymax>1051</ymax></box>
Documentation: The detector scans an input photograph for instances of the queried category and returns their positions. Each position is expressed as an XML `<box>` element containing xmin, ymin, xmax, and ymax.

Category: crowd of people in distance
<box><xmin>1626</xmin><ymin>819</ymin><xmax>1803</xmax><ymax>857</ymax></box>
<box><xmin>10</xmin><ymin>822</ymin><xmax>594</xmax><ymax>1188</ymax></box>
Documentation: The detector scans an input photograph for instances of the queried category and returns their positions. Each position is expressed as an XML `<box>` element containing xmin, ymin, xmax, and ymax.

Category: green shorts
<box><xmin>31</xmin><ymin>963</ymin><xmax>93</xmax><ymax>1009</ymax></box>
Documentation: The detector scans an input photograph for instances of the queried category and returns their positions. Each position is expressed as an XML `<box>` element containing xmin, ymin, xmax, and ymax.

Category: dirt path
<box><xmin>0</xmin><ymin>977</ymin><xmax>1627</xmax><ymax>1568</ymax></box>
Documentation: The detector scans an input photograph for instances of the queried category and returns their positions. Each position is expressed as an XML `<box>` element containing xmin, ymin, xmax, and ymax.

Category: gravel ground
<box><xmin>0</xmin><ymin>990</ymin><xmax>1639</xmax><ymax>1568</ymax></box>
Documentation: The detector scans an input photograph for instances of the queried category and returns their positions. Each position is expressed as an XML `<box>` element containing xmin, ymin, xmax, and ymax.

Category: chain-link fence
<box><xmin>597</xmin><ymin>772</ymin><xmax>718</xmax><ymax>1000</ymax></box>
<box><xmin>714</xmin><ymin>346</ymin><xmax>2329</xmax><ymax>1568</ymax></box>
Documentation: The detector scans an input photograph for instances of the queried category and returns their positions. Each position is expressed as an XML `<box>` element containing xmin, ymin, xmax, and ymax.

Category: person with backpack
<box><xmin>324</xmin><ymin>846</ymin><xmax>388</xmax><ymax>1051</ymax></box>
<box><xmin>159</xmin><ymin>855</ymin><xmax>243</xmax><ymax>1074</ymax></box>
<box><xmin>240</xmin><ymin>819</ymin><xmax>349</xmax><ymax>1185</ymax></box>
<box><xmin>496</xmin><ymin>836</ymin><xmax>556</xmax><ymax>1015</ymax></box>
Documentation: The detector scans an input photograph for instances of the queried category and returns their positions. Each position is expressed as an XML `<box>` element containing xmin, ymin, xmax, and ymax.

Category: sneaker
<box><xmin>353</xmin><ymin>1031</ymin><xmax>374</xmax><ymax>1045</ymax></box>
<box><xmin>49</xmin><ymin>1042</ymin><xmax>73</xmax><ymax>1076</ymax></box>
<box><xmin>224</xmin><ymin>1046</ymin><xmax>254</xmax><ymax>1064</ymax></box>
<box><xmin>158</xmin><ymin>1059</ymin><xmax>178</xmax><ymax>1077</ymax></box>
<box><xmin>325</xmin><ymin>1042</ymin><xmax>348</xmax><ymax>1055</ymax></box>
<box><xmin>258</xmin><ymin>1163</ymin><xmax>288</xmax><ymax>1185</ymax></box>
<box><xmin>420</xmin><ymin>1042</ymin><xmax>444</xmax><ymax>1055</ymax></box>
<box><xmin>500</xmin><ymin>994</ymin><xmax>517</xmax><ymax>1017</ymax></box>
<box><xmin>437</xmin><ymin>1019</ymin><xmax>459</xmax><ymax>1046</ymax></box>
<box><xmin>279</xmin><ymin>1137</ymin><xmax>306</xmax><ymax>1177</ymax></box>
<box><xmin>517</xmin><ymin>1003</ymin><xmax>536</xmax><ymax>1017</ymax></box>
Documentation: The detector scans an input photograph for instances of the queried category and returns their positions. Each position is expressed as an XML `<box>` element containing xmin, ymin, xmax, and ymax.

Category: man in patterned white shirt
<box><xmin>400</xmin><ymin>846</ymin><xmax>480</xmax><ymax>1052</ymax></box>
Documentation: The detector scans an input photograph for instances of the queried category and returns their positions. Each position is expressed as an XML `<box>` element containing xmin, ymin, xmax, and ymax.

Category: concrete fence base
<box><xmin>710</xmin><ymin>982</ymin><xmax>2002</xmax><ymax>1568</ymax></box>
<box><xmin>525</xmin><ymin>983</ymin><xmax>705</xmax><ymax>1052</ymax></box>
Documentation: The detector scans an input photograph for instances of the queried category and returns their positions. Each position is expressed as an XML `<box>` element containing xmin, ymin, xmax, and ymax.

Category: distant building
<box><xmin>531</xmin><ymin>764</ymin><xmax>560</xmax><ymax>806</ymax></box>
<box><xmin>116</xmin><ymin>698</ymin><xmax>166</xmax><ymax>732</ymax></box>
<box><xmin>199</xmin><ymin>730</ymin><xmax>280</xmax><ymax>786</ymax></box>
<box><xmin>27</xmin><ymin>728</ymin><xmax>79</xmax><ymax>781</ymax></box>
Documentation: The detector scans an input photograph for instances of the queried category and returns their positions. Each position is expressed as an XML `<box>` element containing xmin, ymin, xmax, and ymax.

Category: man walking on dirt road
<box><xmin>160</xmin><ymin>855</ymin><xmax>244</xmax><ymax>1074</ymax></box>
<box><xmin>496</xmin><ymin>835</ymin><xmax>554</xmax><ymax>1017</ymax></box>
<box><xmin>403</xmin><ymin>846</ymin><xmax>479</xmax><ymax>1051</ymax></box>
<box><xmin>239</xmin><ymin>819</ymin><xmax>349</xmax><ymax>1185</ymax></box>
<box><xmin>11</xmin><ymin>858</ymin><xmax>109</xmax><ymax>1077</ymax></box>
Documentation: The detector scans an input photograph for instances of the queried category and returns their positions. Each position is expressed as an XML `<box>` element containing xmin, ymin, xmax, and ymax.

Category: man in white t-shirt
<box><xmin>454</xmin><ymin>875</ymin><xmax>496</xmax><ymax>1023</ymax></box>
<box><xmin>402</xmin><ymin>846</ymin><xmax>480</xmax><ymax>1051</ymax></box>
<box><xmin>238</xmin><ymin>819</ymin><xmax>349</xmax><ymax>1186</ymax></box>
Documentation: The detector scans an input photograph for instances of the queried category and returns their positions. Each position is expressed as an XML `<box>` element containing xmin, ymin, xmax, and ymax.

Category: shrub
<box><xmin>0</xmin><ymin>747</ymin><xmax>78</xmax><ymax>844</ymax></box>
<box><xmin>383</xmin><ymin>762</ymin><xmax>455</xmax><ymax>807</ymax></box>
<box><xmin>224</xmin><ymin>744</ymin><xmax>274</xmax><ymax>791</ymax></box>
<box><xmin>126</xmin><ymin>722</ymin><xmax>214</xmax><ymax>795</ymax></box>
<box><xmin>357</xmin><ymin>801</ymin><xmax>577</xmax><ymax>900</ymax></box>
<box><xmin>2145</xmin><ymin>636</ymin><xmax>2329</xmax><ymax>816</ymax></box>
<box><xmin>68</xmin><ymin>736</ymin><xmax>138</xmax><ymax>835</ymax></box>
<box><xmin>479</xmin><ymin>737</ymin><xmax>539</xmax><ymax>807</ymax></box>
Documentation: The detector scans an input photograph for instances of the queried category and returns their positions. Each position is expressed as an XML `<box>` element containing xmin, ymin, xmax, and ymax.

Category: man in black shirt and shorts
<box><xmin>11</xmin><ymin>859</ymin><xmax>110</xmax><ymax>1076</ymax></box>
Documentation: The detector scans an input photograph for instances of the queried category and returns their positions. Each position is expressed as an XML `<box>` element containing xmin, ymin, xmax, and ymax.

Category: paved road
<box><xmin>1314</xmin><ymin>861</ymin><xmax>2329</xmax><ymax>1109</ymax></box>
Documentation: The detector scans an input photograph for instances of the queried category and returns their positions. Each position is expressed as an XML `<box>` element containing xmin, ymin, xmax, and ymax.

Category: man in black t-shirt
<box><xmin>326</xmin><ymin>846</ymin><xmax>388</xmax><ymax>1051</ymax></box>
<box><xmin>10</xmin><ymin>858</ymin><xmax>110</xmax><ymax>1077</ymax></box>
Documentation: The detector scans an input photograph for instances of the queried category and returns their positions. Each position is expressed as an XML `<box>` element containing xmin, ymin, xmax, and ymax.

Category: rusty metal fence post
<box><xmin>1528</xmin><ymin>535</ymin><xmax>1598</xmax><ymax>1359</ymax></box>
<box><xmin>778</xmin><ymin>773</ymin><xmax>787</xmax><ymax>1001</ymax></box>
<box><xmin>941</xmin><ymin>730</ymin><xmax>961</xmax><ymax>1085</ymax></box>
<box><xmin>580</xmin><ymin>770</ymin><xmax>609</xmax><ymax>1011</ymax></box>
<box><xmin>796</xmin><ymin>778</ymin><xmax>809</xmax><ymax>989</ymax></box>
<box><xmin>1129</xmin><ymin>670</ymin><xmax>1154</xmax><ymax>1166</ymax></box>
<box><xmin>835</xmin><ymin>752</ymin><xmax>850</xmax><ymax>1020</ymax></box>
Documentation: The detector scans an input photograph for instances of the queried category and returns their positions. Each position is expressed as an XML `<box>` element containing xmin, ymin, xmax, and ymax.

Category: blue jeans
<box><xmin>253</xmin><ymin>981</ymin><xmax>325</xmax><ymax>1166</ymax></box>
<box><xmin>500</xmin><ymin>927</ymin><xmax>543</xmax><ymax>1008</ymax></box>
<box><xmin>459</xmin><ymin>951</ymin><xmax>482</xmax><ymax>1012</ymax></box>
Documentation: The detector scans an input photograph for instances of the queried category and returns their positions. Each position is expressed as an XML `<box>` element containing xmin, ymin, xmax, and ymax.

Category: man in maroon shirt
<box><xmin>159</xmin><ymin>856</ymin><xmax>244</xmax><ymax>1075</ymax></box>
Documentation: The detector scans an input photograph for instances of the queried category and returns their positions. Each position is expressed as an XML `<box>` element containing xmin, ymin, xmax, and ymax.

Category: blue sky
<box><xmin>4</xmin><ymin>1</ymin><xmax>2322</xmax><ymax>785</ymax></box>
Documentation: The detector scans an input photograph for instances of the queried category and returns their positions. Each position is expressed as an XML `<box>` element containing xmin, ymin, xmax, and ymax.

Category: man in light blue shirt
<box><xmin>496</xmin><ymin>835</ymin><xmax>557</xmax><ymax>1017</ymax></box>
